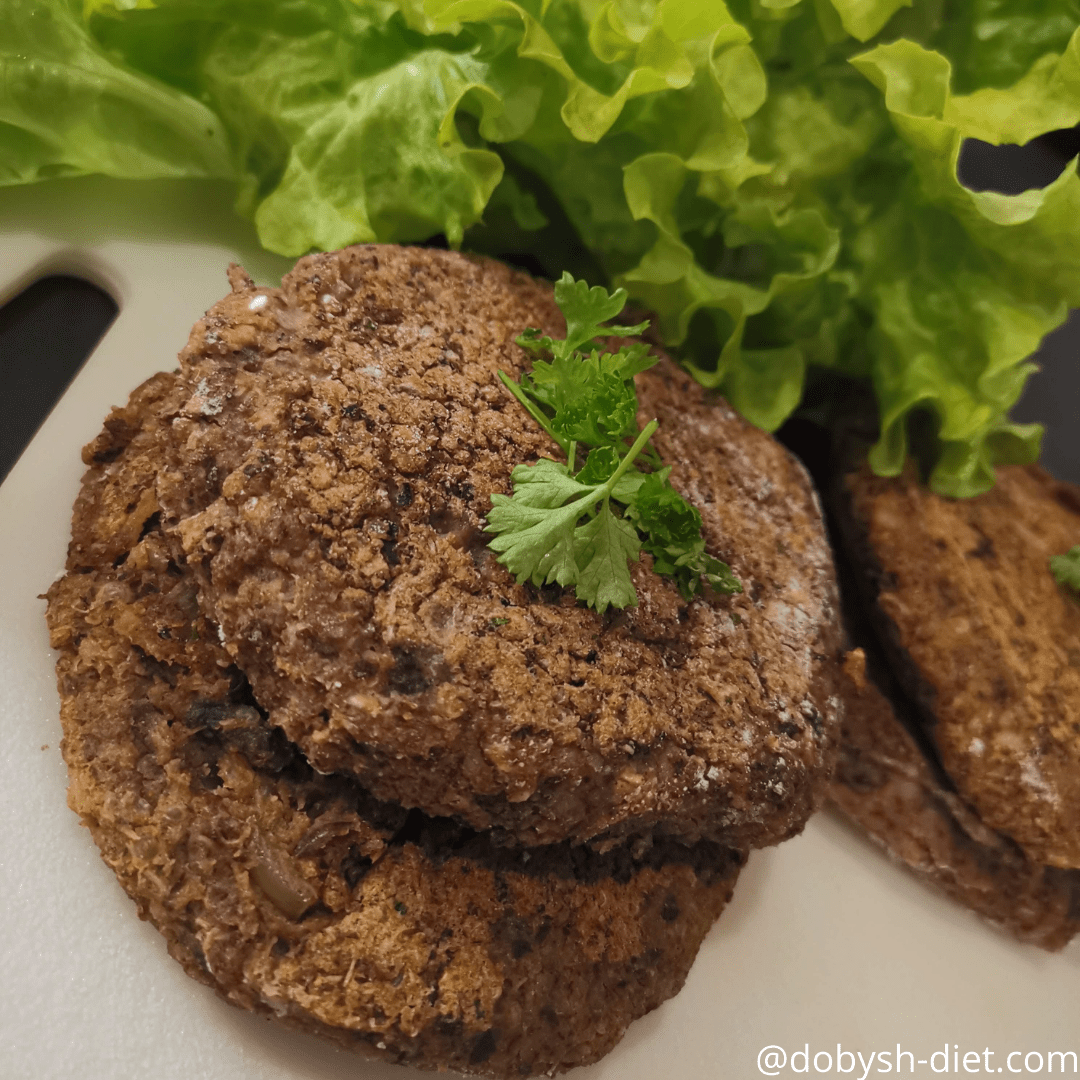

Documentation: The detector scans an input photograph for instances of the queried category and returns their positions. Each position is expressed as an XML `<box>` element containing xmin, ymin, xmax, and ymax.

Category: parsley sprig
<box><xmin>1051</xmin><ymin>546</ymin><xmax>1080</xmax><ymax>596</ymax></box>
<box><xmin>485</xmin><ymin>273</ymin><xmax>741</xmax><ymax>614</ymax></box>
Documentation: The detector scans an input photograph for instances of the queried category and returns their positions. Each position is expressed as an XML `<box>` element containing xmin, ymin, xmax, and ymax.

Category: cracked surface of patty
<box><xmin>47</xmin><ymin>370</ymin><xmax>744</xmax><ymax>1078</ymax></box>
<box><xmin>833</xmin><ymin>459</ymin><xmax>1080</xmax><ymax>870</ymax></box>
<box><xmin>156</xmin><ymin>245</ymin><xmax>843</xmax><ymax>849</ymax></box>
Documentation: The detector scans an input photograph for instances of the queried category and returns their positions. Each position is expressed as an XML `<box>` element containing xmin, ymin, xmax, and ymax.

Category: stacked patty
<box><xmin>47</xmin><ymin>246</ymin><xmax>844</xmax><ymax>1074</ymax></box>
<box><xmin>158</xmin><ymin>248</ymin><xmax>842</xmax><ymax>851</ymax></box>
<box><xmin>827</xmin><ymin>454</ymin><xmax>1080</xmax><ymax>950</ymax></box>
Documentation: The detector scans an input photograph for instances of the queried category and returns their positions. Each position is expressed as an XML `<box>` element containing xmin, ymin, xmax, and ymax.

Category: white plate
<box><xmin>2</xmin><ymin>177</ymin><xmax>1077</xmax><ymax>1080</ymax></box>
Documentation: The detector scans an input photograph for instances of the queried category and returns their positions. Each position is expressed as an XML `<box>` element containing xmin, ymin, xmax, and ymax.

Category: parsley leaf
<box><xmin>575</xmin><ymin>447</ymin><xmax>621</xmax><ymax>487</ymax></box>
<box><xmin>574</xmin><ymin>505</ymin><xmax>640</xmax><ymax>613</ymax></box>
<box><xmin>1051</xmin><ymin>546</ymin><xmax>1080</xmax><ymax>596</ymax></box>
<box><xmin>628</xmin><ymin>472</ymin><xmax>701</xmax><ymax>548</ymax></box>
<box><xmin>511</xmin><ymin>349</ymin><xmax>653</xmax><ymax>452</ymax></box>
<box><xmin>555</xmin><ymin>367</ymin><xmax>638</xmax><ymax>447</ymax></box>
<box><xmin>486</xmin><ymin>425</ymin><xmax>657</xmax><ymax>612</ymax></box>
<box><xmin>487</xmin><ymin>496</ymin><xmax>583</xmax><ymax>589</ymax></box>
<box><xmin>487</xmin><ymin>481</ymin><xmax>592</xmax><ymax>588</ymax></box>
<box><xmin>624</xmin><ymin>473</ymin><xmax>742</xmax><ymax>601</ymax></box>
<box><xmin>496</xmin><ymin>458</ymin><xmax>591</xmax><ymax>509</ymax></box>
<box><xmin>487</xmin><ymin>276</ymin><xmax>741</xmax><ymax>612</ymax></box>
<box><xmin>518</xmin><ymin>272</ymin><xmax>649</xmax><ymax>360</ymax></box>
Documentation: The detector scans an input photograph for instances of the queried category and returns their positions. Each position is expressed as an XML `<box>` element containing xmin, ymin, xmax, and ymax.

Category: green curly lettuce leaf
<box><xmin>847</xmin><ymin>34</ymin><xmax>1080</xmax><ymax>493</ymax></box>
<box><xmin>251</xmin><ymin>50</ymin><xmax>505</xmax><ymax>253</ymax></box>
<box><xmin>6</xmin><ymin>0</ymin><xmax>1080</xmax><ymax>497</ymax></box>
<box><xmin>1</xmin><ymin>0</ymin><xmax>233</xmax><ymax>185</ymax></box>
<box><xmin>924</xmin><ymin>0</ymin><xmax>1080</xmax><ymax>93</ymax></box>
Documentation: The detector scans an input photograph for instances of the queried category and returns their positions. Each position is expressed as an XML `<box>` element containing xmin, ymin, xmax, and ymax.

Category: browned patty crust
<box><xmin>833</xmin><ymin>460</ymin><xmax>1080</xmax><ymax>870</ymax></box>
<box><xmin>48</xmin><ymin>371</ymin><xmax>743</xmax><ymax>1078</ymax></box>
<box><xmin>831</xmin><ymin>649</ymin><xmax>1080</xmax><ymax>951</ymax></box>
<box><xmin>157</xmin><ymin>245</ymin><xmax>843</xmax><ymax>849</ymax></box>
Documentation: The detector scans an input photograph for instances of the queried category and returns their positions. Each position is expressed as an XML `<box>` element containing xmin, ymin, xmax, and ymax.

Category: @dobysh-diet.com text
<box><xmin>756</xmin><ymin>1045</ymin><xmax>1077</xmax><ymax>1077</ymax></box>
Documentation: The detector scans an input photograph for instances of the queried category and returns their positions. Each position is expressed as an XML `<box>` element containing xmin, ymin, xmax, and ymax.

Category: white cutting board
<box><xmin>1</xmin><ymin>177</ymin><xmax>1077</xmax><ymax>1080</ymax></box>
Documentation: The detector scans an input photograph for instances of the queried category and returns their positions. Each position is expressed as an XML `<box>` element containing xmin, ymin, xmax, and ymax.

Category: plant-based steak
<box><xmin>832</xmin><ymin>459</ymin><xmax>1080</xmax><ymax>872</ymax></box>
<box><xmin>156</xmin><ymin>246</ymin><xmax>844</xmax><ymax>850</ymax></box>
<box><xmin>47</xmin><ymin>369</ymin><xmax>744</xmax><ymax>1077</ymax></box>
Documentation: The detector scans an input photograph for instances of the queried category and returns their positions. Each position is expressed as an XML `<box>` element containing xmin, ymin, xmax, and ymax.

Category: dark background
<box><xmin>958</xmin><ymin>130</ymin><xmax>1080</xmax><ymax>486</ymax></box>
<box><xmin>1</xmin><ymin>134</ymin><xmax>1077</xmax><ymax>488</ymax></box>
